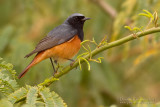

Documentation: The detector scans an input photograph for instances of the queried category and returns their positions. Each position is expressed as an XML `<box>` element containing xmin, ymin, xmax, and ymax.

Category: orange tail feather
<box><xmin>18</xmin><ymin>61</ymin><xmax>34</xmax><ymax>79</ymax></box>
<box><xmin>18</xmin><ymin>51</ymin><xmax>46</xmax><ymax>79</ymax></box>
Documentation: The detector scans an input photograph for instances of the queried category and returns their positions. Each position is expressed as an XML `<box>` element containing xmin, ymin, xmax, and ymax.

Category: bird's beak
<box><xmin>82</xmin><ymin>17</ymin><xmax>91</xmax><ymax>21</ymax></box>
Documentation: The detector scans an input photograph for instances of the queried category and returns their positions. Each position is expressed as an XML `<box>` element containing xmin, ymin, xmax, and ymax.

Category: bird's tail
<box><xmin>24</xmin><ymin>50</ymin><xmax>36</xmax><ymax>58</ymax></box>
<box><xmin>18</xmin><ymin>61</ymin><xmax>34</xmax><ymax>79</ymax></box>
<box><xmin>18</xmin><ymin>51</ymin><xmax>45</xmax><ymax>79</ymax></box>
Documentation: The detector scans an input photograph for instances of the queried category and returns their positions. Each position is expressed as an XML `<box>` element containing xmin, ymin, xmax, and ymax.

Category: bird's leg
<box><xmin>54</xmin><ymin>60</ymin><xmax>58</xmax><ymax>64</ymax></box>
<box><xmin>68</xmin><ymin>59</ymin><xmax>75</xmax><ymax>62</ymax></box>
<box><xmin>50</xmin><ymin>58</ymin><xmax>57</xmax><ymax>75</ymax></box>
<box><xmin>53</xmin><ymin>60</ymin><xmax>60</xmax><ymax>75</ymax></box>
<box><xmin>56</xmin><ymin>63</ymin><xmax>60</xmax><ymax>72</ymax></box>
<box><xmin>53</xmin><ymin>60</ymin><xmax>59</xmax><ymax>76</ymax></box>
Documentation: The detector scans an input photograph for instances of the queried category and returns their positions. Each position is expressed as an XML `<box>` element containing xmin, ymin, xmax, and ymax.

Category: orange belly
<box><xmin>46</xmin><ymin>35</ymin><xmax>81</xmax><ymax>61</ymax></box>
<box><xmin>35</xmin><ymin>35</ymin><xmax>81</xmax><ymax>63</ymax></box>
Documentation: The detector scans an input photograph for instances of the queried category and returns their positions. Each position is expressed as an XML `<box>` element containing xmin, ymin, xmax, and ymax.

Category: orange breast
<box><xmin>41</xmin><ymin>35</ymin><xmax>81</xmax><ymax>62</ymax></box>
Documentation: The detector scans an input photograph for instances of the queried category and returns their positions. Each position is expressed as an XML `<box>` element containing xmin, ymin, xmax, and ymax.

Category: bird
<box><xmin>18</xmin><ymin>13</ymin><xmax>90</xmax><ymax>79</ymax></box>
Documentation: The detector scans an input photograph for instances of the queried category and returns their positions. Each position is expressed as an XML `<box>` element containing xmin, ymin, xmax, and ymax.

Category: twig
<box><xmin>39</xmin><ymin>27</ymin><xmax>160</xmax><ymax>87</ymax></box>
<box><xmin>91</xmin><ymin>0</ymin><xmax>117</xmax><ymax>19</ymax></box>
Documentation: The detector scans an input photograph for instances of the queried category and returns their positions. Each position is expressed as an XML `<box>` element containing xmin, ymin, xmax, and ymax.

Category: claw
<box><xmin>70</xmin><ymin>61</ymin><xmax>75</xmax><ymax>67</ymax></box>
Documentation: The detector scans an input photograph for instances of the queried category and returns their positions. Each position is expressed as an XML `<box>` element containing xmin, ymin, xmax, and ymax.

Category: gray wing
<box><xmin>24</xmin><ymin>24</ymin><xmax>77</xmax><ymax>58</ymax></box>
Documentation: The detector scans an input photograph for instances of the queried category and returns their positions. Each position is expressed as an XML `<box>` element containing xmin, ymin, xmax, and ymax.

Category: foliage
<box><xmin>0</xmin><ymin>58</ymin><xmax>67</xmax><ymax>107</ymax></box>
<box><xmin>77</xmin><ymin>37</ymin><xmax>107</xmax><ymax>71</ymax></box>
<box><xmin>0</xmin><ymin>58</ymin><xmax>19</xmax><ymax>96</ymax></box>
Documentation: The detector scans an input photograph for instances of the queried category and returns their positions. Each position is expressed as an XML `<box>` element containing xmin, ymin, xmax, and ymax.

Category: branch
<box><xmin>90</xmin><ymin>0</ymin><xmax>117</xmax><ymax>19</ymax></box>
<box><xmin>39</xmin><ymin>27</ymin><xmax>160</xmax><ymax>87</ymax></box>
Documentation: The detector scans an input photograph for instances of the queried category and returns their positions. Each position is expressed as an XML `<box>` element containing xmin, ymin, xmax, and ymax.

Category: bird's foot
<box><xmin>53</xmin><ymin>63</ymin><xmax>60</xmax><ymax>76</ymax></box>
<box><xmin>68</xmin><ymin>59</ymin><xmax>75</xmax><ymax>67</ymax></box>
<box><xmin>70</xmin><ymin>61</ymin><xmax>75</xmax><ymax>67</ymax></box>
<box><xmin>69</xmin><ymin>60</ymin><xmax>78</xmax><ymax>69</ymax></box>
<box><xmin>53</xmin><ymin>70</ymin><xmax>58</xmax><ymax>77</ymax></box>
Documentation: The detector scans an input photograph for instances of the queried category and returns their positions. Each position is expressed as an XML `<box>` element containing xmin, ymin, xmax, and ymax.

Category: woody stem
<box><xmin>39</xmin><ymin>27</ymin><xmax>160</xmax><ymax>87</ymax></box>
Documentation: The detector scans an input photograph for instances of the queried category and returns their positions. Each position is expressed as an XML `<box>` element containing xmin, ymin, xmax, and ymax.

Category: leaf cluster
<box><xmin>0</xmin><ymin>58</ymin><xmax>67</xmax><ymax>107</ymax></box>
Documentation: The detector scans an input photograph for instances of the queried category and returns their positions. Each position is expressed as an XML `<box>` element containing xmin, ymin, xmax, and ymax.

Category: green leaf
<box><xmin>82</xmin><ymin>45</ymin><xmax>89</xmax><ymax>52</ymax></box>
<box><xmin>139</xmin><ymin>10</ymin><xmax>154</xmax><ymax>22</ymax></box>
<box><xmin>26</xmin><ymin>86</ymin><xmax>38</xmax><ymax>105</ymax></box>
<box><xmin>21</xmin><ymin>104</ymin><xmax>36</xmax><ymax>107</ymax></box>
<box><xmin>51</xmin><ymin>91</ymin><xmax>67</xmax><ymax>107</ymax></box>
<box><xmin>0</xmin><ymin>59</ymin><xmax>16</xmax><ymax>79</ymax></box>
<box><xmin>0</xmin><ymin>72</ymin><xmax>19</xmax><ymax>95</ymax></box>
<box><xmin>138</xmin><ymin>13</ymin><xmax>150</xmax><ymax>18</ymax></box>
<box><xmin>0</xmin><ymin>58</ymin><xmax>19</xmax><ymax>96</ymax></box>
<box><xmin>39</xmin><ymin>87</ymin><xmax>56</xmax><ymax>107</ymax></box>
<box><xmin>80</xmin><ymin>40</ymin><xmax>90</xmax><ymax>45</ymax></box>
<box><xmin>124</xmin><ymin>26</ymin><xmax>143</xmax><ymax>33</ymax></box>
<box><xmin>97</xmin><ymin>57</ymin><xmax>104</xmax><ymax>63</ymax></box>
<box><xmin>91</xmin><ymin>38</ymin><xmax>98</xmax><ymax>45</ymax></box>
<box><xmin>8</xmin><ymin>87</ymin><xmax>27</xmax><ymax>104</ymax></box>
<box><xmin>80</xmin><ymin>57</ymin><xmax>90</xmax><ymax>71</ymax></box>
<box><xmin>78</xmin><ymin>59</ymin><xmax>82</xmax><ymax>70</ymax></box>
<box><xmin>142</xmin><ymin>9</ymin><xmax>154</xmax><ymax>20</ymax></box>
<box><xmin>77</xmin><ymin>52</ymin><xmax>88</xmax><ymax>59</ymax></box>
<box><xmin>132</xmin><ymin>26</ymin><xmax>143</xmax><ymax>32</ymax></box>
<box><xmin>40</xmin><ymin>87</ymin><xmax>67</xmax><ymax>107</ymax></box>
<box><xmin>124</xmin><ymin>26</ymin><xmax>132</xmax><ymax>31</ymax></box>
<box><xmin>87</xmin><ymin>45</ymin><xmax>92</xmax><ymax>59</ymax></box>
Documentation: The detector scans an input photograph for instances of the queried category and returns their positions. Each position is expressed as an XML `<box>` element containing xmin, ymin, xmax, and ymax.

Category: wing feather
<box><xmin>24</xmin><ymin>24</ymin><xmax>77</xmax><ymax>58</ymax></box>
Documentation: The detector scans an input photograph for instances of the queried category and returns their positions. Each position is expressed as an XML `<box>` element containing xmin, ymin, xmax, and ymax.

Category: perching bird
<box><xmin>18</xmin><ymin>13</ymin><xmax>90</xmax><ymax>79</ymax></box>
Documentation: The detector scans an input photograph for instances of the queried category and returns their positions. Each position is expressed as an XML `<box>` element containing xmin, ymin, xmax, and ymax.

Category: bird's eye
<box><xmin>75</xmin><ymin>16</ymin><xmax>78</xmax><ymax>19</ymax></box>
<box><xmin>74</xmin><ymin>16</ymin><xmax>79</xmax><ymax>21</ymax></box>
<box><xmin>74</xmin><ymin>16</ymin><xmax>85</xmax><ymax>21</ymax></box>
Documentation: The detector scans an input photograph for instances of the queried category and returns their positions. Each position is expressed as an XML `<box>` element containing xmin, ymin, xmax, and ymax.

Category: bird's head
<box><xmin>64</xmin><ymin>13</ymin><xmax>90</xmax><ymax>29</ymax></box>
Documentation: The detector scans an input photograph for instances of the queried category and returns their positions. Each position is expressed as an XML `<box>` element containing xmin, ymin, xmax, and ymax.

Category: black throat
<box><xmin>64</xmin><ymin>18</ymin><xmax>85</xmax><ymax>41</ymax></box>
<box><xmin>71</xmin><ymin>23</ymin><xmax>84</xmax><ymax>42</ymax></box>
<box><xmin>77</xmin><ymin>28</ymin><xmax>84</xmax><ymax>41</ymax></box>
<box><xmin>64</xmin><ymin>22</ymin><xmax>84</xmax><ymax>41</ymax></box>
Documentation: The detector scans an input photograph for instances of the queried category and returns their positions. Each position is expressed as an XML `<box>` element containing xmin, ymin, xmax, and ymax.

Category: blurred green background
<box><xmin>1</xmin><ymin>0</ymin><xmax>160</xmax><ymax>106</ymax></box>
